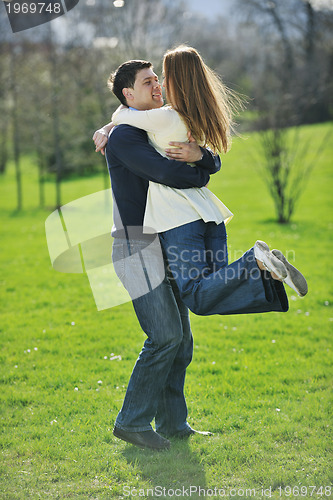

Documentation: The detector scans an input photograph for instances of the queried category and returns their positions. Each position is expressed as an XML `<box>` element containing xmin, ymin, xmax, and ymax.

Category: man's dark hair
<box><xmin>108</xmin><ymin>60</ymin><xmax>152</xmax><ymax>106</ymax></box>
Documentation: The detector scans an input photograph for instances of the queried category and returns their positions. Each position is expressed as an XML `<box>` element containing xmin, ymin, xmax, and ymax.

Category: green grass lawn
<box><xmin>1</xmin><ymin>123</ymin><xmax>332</xmax><ymax>499</ymax></box>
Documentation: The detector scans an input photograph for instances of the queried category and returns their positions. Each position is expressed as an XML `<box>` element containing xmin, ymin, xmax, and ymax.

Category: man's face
<box><xmin>123</xmin><ymin>67</ymin><xmax>164</xmax><ymax>110</ymax></box>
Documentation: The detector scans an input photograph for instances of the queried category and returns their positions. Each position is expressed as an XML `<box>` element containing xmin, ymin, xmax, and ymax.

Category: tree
<box><xmin>235</xmin><ymin>0</ymin><xmax>333</xmax><ymax>127</ymax></box>
<box><xmin>0</xmin><ymin>47</ymin><xmax>9</xmax><ymax>175</ymax></box>
<box><xmin>234</xmin><ymin>0</ymin><xmax>333</xmax><ymax>222</ymax></box>
<box><xmin>259</xmin><ymin>128</ymin><xmax>308</xmax><ymax>223</ymax></box>
<box><xmin>9</xmin><ymin>44</ymin><xmax>22</xmax><ymax>210</ymax></box>
<box><xmin>259</xmin><ymin>125</ymin><xmax>331</xmax><ymax>223</ymax></box>
<box><xmin>0</xmin><ymin>10</ymin><xmax>11</xmax><ymax>176</ymax></box>
<box><xmin>1</xmin><ymin>0</ymin><xmax>331</xmax><ymax>213</ymax></box>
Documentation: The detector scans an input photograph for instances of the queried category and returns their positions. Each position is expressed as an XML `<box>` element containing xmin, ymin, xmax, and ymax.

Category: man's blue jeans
<box><xmin>112</xmin><ymin>238</ymin><xmax>193</xmax><ymax>435</ymax></box>
<box><xmin>159</xmin><ymin>220</ymin><xmax>288</xmax><ymax>315</ymax></box>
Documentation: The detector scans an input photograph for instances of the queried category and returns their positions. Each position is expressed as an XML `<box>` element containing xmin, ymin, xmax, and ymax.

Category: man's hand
<box><xmin>165</xmin><ymin>131</ymin><xmax>203</xmax><ymax>163</ymax></box>
<box><xmin>92</xmin><ymin>122</ymin><xmax>115</xmax><ymax>155</ymax></box>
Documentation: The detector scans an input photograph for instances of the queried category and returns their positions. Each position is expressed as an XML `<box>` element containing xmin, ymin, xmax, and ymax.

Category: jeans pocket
<box><xmin>112</xmin><ymin>243</ymin><xmax>126</xmax><ymax>282</ymax></box>
<box><xmin>112</xmin><ymin>238</ymin><xmax>166</xmax><ymax>299</ymax></box>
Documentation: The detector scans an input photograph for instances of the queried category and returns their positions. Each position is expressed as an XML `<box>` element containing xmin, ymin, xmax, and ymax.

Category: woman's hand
<box><xmin>165</xmin><ymin>131</ymin><xmax>203</xmax><ymax>163</ymax></box>
<box><xmin>92</xmin><ymin>122</ymin><xmax>115</xmax><ymax>155</ymax></box>
<box><xmin>93</xmin><ymin>129</ymin><xmax>108</xmax><ymax>155</ymax></box>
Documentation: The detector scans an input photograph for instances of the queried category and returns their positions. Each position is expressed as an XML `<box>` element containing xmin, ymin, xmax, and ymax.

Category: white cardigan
<box><xmin>112</xmin><ymin>106</ymin><xmax>233</xmax><ymax>233</ymax></box>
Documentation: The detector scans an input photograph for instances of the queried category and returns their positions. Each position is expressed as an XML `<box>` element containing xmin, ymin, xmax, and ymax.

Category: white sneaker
<box><xmin>254</xmin><ymin>240</ymin><xmax>287</xmax><ymax>280</ymax></box>
<box><xmin>272</xmin><ymin>249</ymin><xmax>308</xmax><ymax>297</ymax></box>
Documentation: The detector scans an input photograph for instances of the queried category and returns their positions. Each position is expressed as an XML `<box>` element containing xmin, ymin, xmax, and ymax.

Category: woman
<box><xmin>94</xmin><ymin>46</ymin><xmax>307</xmax><ymax>315</ymax></box>
<box><xmin>111</xmin><ymin>47</ymin><xmax>235</xmax><ymax>235</ymax></box>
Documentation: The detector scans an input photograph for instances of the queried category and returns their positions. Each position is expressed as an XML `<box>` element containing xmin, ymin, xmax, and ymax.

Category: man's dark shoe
<box><xmin>169</xmin><ymin>427</ymin><xmax>213</xmax><ymax>439</ymax></box>
<box><xmin>113</xmin><ymin>426</ymin><xmax>171</xmax><ymax>450</ymax></box>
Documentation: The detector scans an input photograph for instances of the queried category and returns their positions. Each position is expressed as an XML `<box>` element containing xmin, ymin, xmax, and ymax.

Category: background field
<box><xmin>1</xmin><ymin>123</ymin><xmax>332</xmax><ymax>499</ymax></box>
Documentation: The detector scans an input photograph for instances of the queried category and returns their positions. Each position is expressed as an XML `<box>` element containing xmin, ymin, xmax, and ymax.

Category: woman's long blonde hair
<box><xmin>163</xmin><ymin>45</ymin><xmax>243</xmax><ymax>153</ymax></box>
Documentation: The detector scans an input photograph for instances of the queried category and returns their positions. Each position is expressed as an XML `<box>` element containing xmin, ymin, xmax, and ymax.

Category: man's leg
<box><xmin>114</xmin><ymin>278</ymin><xmax>186</xmax><ymax>432</ymax></box>
<box><xmin>154</xmin><ymin>273</ymin><xmax>194</xmax><ymax>437</ymax></box>
<box><xmin>112</xmin><ymin>239</ymin><xmax>187</xmax><ymax>433</ymax></box>
<box><xmin>159</xmin><ymin>220</ymin><xmax>288</xmax><ymax>316</ymax></box>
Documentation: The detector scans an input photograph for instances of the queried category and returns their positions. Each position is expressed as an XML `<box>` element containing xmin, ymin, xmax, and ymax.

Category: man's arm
<box><xmin>196</xmin><ymin>147</ymin><xmax>221</xmax><ymax>174</ymax></box>
<box><xmin>107</xmin><ymin>125</ymin><xmax>210</xmax><ymax>189</ymax></box>
<box><xmin>94</xmin><ymin>124</ymin><xmax>221</xmax><ymax>175</ymax></box>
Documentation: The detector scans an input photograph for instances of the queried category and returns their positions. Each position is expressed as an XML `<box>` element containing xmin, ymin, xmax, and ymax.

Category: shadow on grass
<box><xmin>259</xmin><ymin>218</ymin><xmax>315</xmax><ymax>230</ymax></box>
<box><xmin>122</xmin><ymin>438</ymin><xmax>207</xmax><ymax>493</ymax></box>
<box><xmin>260</xmin><ymin>218</ymin><xmax>290</xmax><ymax>225</ymax></box>
<box><xmin>5</xmin><ymin>207</ymin><xmax>54</xmax><ymax>218</ymax></box>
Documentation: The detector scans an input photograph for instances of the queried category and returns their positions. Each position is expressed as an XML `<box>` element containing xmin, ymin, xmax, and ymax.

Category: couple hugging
<box><xmin>93</xmin><ymin>45</ymin><xmax>308</xmax><ymax>451</ymax></box>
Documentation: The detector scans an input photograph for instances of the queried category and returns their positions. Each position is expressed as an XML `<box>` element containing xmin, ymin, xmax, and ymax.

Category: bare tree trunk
<box><xmin>300</xmin><ymin>0</ymin><xmax>316</xmax><ymax>122</ymax></box>
<box><xmin>304</xmin><ymin>0</ymin><xmax>315</xmax><ymax>63</ymax></box>
<box><xmin>0</xmin><ymin>51</ymin><xmax>8</xmax><ymax>175</ymax></box>
<box><xmin>0</xmin><ymin>18</ymin><xmax>9</xmax><ymax>175</ymax></box>
<box><xmin>0</xmin><ymin>121</ymin><xmax>8</xmax><ymax>175</ymax></box>
<box><xmin>31</xmin><ymin>92</ymin><xmax>46</xmax><ymax>208</ymax></box>
<box><xmin>36</xmin><ymin>143</ymin><xmax>46</xmax><ymax>208</ymax></box>
<box><xmin>94</xmin><ymin>80</ymin><xmax>111</xmax><ymax>190</ymax></box>
<box><xmin>10</xmin><ymin>46</ymin><xmax>22</xmax><ymax>211</ymax></box>
<box><xmin>48</xmin><ymin>26</ymin><xmax>62</xmax><ymax>209</ymax></box>
<box><xmin>270</xmin><ymin>1</ymin><xmax>294</xmax><ymax>74</ymax></box>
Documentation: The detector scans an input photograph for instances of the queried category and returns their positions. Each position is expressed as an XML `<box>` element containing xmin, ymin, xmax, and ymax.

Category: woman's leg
<box><xmin>204</xmin><ymin>221</ymin><xmax>228</xmax><ymax>273</ymax></box>
<box><xmin>159</xmin><ymin>220</ymin><xmax>288</xmax><ymax>316</ymax></box>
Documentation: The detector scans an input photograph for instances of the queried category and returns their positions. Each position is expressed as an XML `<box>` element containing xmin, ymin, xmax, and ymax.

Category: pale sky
<box><xmin>310</xmin><ymin>0</ymin><xmax>333</xmax><ymax>9</ymax></box>
<box><xmin>186</xmin><ymin>0</ymin><xmax>333</xmax><ymax>15</ymax></box>
<box><xmin>185</xmin><ymin>0</ymin><xmax>231</xmax><ymax>18</ymax></box>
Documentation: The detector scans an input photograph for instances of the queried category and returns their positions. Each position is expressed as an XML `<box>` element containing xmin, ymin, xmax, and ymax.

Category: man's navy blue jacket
<box><xmin>105</xmin><ymin>125</ymin><xmax>221</xmax><ymax>236</ymax></box>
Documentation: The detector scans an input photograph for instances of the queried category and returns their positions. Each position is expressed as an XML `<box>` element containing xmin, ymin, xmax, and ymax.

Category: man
<box><xmin>93</xmin><ymin>60</ymin><xmax>219</xmax><ymax>450</ymax></box>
